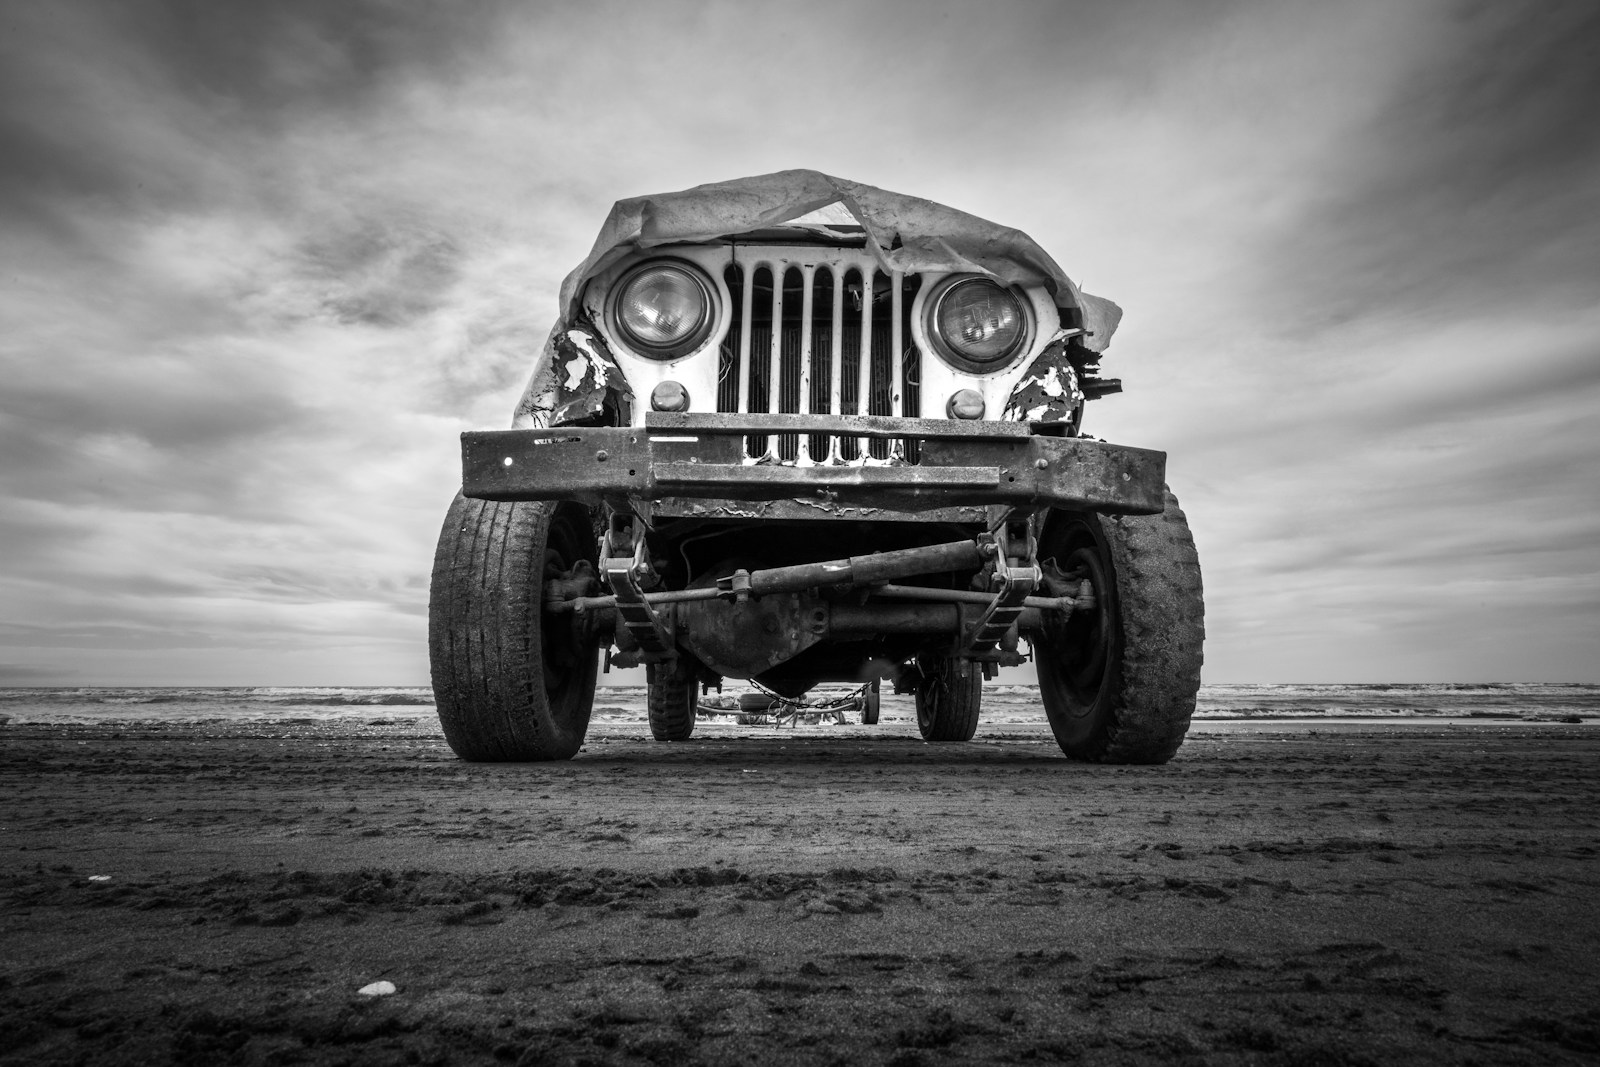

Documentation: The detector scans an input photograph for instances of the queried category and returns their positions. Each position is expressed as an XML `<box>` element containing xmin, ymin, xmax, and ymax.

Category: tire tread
<box><xmin>648</xmin><ymin>662</ymin><xmax>697</xmax><ymax>741</ymax></box>
<box><xmin>429</xmin><ymin>493</ymin><xmax>596</xmax><ymax>761</ymax></box>
<box><xmin>1094</xmin><ymin>490</ymin><xmax>1205</xmax><ymax>763</ymax></box>
<box><xmin>916</xmin><ymin>658</ymin><xmax>982</xmax><ymax>741</ymax></box>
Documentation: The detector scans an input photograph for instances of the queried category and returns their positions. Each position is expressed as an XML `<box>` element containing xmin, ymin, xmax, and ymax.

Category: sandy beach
<box><xmin>3</xmin><ymin>711</ymin><xmax>1598</xmax><ymax>1065</ymax></box>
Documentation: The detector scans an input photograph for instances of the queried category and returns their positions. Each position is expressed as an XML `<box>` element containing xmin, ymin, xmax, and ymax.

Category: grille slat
<box><xmin>827</xmin><ymin>270</ymin><xmax>844</xmax><ymax>460</ymax></box>
<box><xmin>795</xmin><ymin>264</ymin><xmax>814</xmax><ymax>463</ymax></box>
<box><xmin>736</xmin><ymin>264</ymin><xmax>754</xmax><ymax>414</ymax></box>
<box><xmin>891</xmin><ymin>273</ymin><xmax>904</xmax><ymax>424</ymax></box>
<box><xmin>767</xmin><ymin>264</ymin><xmax>783</xmax><ymax>421</ymax></box>
<box><xmin>869</xmin><ymin>271</ymin><xmax>890</xmax><ymax>459</ymax></box>
<box><xmin>841</xmin><ymin>268</ymin><xmax>863</xmax><ymax>460</ymax></box>
<box><xmin>862</xmin><ymin>271</ymin><xmax>877</xmax><ymax>460</ymax></box>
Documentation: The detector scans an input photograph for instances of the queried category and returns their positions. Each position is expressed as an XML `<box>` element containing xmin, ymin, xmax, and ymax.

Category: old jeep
<box><xmin>429</xmin><ymin>171</ymin><xmax>1203</xmax><ymax>763</ymax></box>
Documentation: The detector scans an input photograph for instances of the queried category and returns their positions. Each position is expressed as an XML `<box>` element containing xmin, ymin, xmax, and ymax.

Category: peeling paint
<box><xmin>513</xmin><ymin>316</ymin><xmax>634</xmax><ymax>428</ymax></box>
<box><xmin>1002</xmin><ymin>340</ymin><xmax>1085</xmax><ymax>429</ymax></box>
<box><xmin>561</xmin><ymin>355</ymin><xmax>587</xmax><ymax>390</ymax></box>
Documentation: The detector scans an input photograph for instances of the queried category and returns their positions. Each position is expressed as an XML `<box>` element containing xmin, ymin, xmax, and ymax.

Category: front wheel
<box><xmin>1035</xmin><ymin>488</ymin><xmax>1204</xmax><ymax>764</ymax></box>
<box><xmin>429</xmin><ymin>494</ymin><xmax>599</xmax><ymax>761</ymax></box>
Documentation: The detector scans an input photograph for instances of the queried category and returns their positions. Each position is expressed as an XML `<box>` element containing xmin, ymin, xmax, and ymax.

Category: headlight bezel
<box><xmin>606</xmin><ymin>259</ymin><xmax>718</xmax><ymax>361</ymax></box>
<box><xmin>923</xmin><ymin>274</ymin><xmax>1033</xmax><ymax>374</ymax></box>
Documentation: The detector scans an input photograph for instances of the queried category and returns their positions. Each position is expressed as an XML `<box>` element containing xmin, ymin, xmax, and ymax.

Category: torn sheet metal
<box><xmin>513</xmin><ymin>318</ymin><xmax>633</xmax><ymax>429</ymax></box>
<box><xmin>516</xmin><ymin>171</ymin><xmax>1121</xmax><ymax>427</ymax></box>
<box><xmin>560</xmin><ymin>170</ymin><xmax>1122</xmax><ymax>353</ymax></box>
<box><xmin>1002</xmin><ymin>336</ymin><xmax>1087</xmax><ymax>428</ymax></box>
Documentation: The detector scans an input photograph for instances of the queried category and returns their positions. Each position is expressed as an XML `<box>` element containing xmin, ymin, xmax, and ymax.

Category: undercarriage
<box><xmin>567</xmin><ymin>511</ymin><xmax>1060</xmax><ymax>691</ymax></box>
<box><xmin>429</xmin><ymin>413</ymin><xmax>1204</xmax><ymax>764</ymax></box>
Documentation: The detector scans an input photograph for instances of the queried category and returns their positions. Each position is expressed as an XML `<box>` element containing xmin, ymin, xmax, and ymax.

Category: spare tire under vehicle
<box><xmin>428</xmin><ymin>493</ymin><xmax>599</xmax><ymax>761</ymax></box>
<box><xmin>915</xmin><ymin>653</ymin><xmax>982</xmax><ymax>742</ymax></box>
<box><xmin>860</xmin><ymin>679</ymin><xmax>881</xmax><ymax>725</ymax></box>
<box><xmin>1035</xmin><ymin>488</ymin><xmax>1204</xmax><ymax>764</ymax></box>
<box><xmin>647</xmin><ymin>659</ymin><xmax>698</xmax><ymax>741</ymax></box>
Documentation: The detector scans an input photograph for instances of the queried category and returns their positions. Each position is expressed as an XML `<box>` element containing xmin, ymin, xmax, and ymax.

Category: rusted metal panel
<box><xmin>649</xmin><ymin>497</ymin><xmax>991</xmax><ymax>524</ymax></box>
<box><xmin>655</xmin><ymin>463</ymin><xmax>1000</xmax><ymax>495</ymax></box>
<box><xmin>645</xmin><ymin>411</ymin><xmax>1031</xmax><ymax>440</ymax></box>
<box><xmin>464</xmin><ymin>429</ymin><xmax>650</xmax><ymax>501</ymax></box>
<box><xmin>464</xmin><ymin>427</ymin><xmax>1165</xmax><ymax>513</ymax></box>
<box><xmin>916</xmin><ymin>436</ymin><xmax>1166</xmax><ymax>513</ymax></box>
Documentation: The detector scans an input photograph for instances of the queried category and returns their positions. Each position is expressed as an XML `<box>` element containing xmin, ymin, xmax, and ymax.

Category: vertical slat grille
<box><xmin>720</xmin><ymin>254</ymin><xmax>924</xmax><ymax>463</ymax></box>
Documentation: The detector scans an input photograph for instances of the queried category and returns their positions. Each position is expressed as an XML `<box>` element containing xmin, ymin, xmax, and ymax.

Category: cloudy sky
<box><xmin>2</xmin><ymin>0</ymin><xmax>1596</xmax><ymax>686</ymax></box>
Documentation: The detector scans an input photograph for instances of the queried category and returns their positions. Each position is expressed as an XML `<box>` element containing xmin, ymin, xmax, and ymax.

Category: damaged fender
<box><xmin>1002</xmin><ymin>336</ymin><xmax>1086</xmax><ymax>428</ymax></box>
<box><xmin>512</xmin><ymin>317</ymin><xmax>634</xmax><ymax>429</ymax></box>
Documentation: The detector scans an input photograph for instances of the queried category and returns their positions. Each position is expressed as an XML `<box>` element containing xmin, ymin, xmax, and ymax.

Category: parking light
<box><xmin>650</xmin><ymin>380</ymin><xmax>691</xmax><ymax>412</ymax></box>
<box><xmin>946</xmin><ymin>389</ymin><xmax>985</xmax><ymax>420</ymax></box>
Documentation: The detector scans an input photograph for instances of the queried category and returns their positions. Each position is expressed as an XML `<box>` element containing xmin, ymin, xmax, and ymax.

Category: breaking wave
<box><xmin>0</xmin><ymin>682</ymin><xmax>1594</xmax><ymax>724</ymax></box>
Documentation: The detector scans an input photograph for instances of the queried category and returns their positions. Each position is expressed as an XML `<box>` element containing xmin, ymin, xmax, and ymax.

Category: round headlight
<box><xmin>930</xmin><ymin>278</ymin><xmax>1027</xmax><ymax>369</ymax></box>
<box><xmin>612</xmin><ymin>262</ymin><xmax>714</xmax><ymax>359</ymax></box>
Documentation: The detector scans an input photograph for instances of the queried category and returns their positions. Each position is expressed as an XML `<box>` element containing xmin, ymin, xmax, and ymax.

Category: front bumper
<box><xmin>462</xmin><ymin>413</ymin><xmax>1166</xmax><ymax>514</ymax></box>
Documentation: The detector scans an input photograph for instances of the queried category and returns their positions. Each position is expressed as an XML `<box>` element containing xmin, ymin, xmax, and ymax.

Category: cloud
<box><xmin>0</xmin><ymin>0</ymin><xmax>1596</xmax><ymax>684</ymax></box>
<box><xmin>1269</xmin><ymin>1</ymin><xmax>1600</xmax><ymax>323</ymax></box>
<box><xmin>0</xmin><ymin>663</ymin><xmax>64</xmax><ymax>683</ymax></box>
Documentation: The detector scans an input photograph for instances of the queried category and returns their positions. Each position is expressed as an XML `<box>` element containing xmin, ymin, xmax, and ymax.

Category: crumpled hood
<box><xmin>560</xmin><ymin>169</ymin><xmax>1122</xmax><ymax>351</ymax></box>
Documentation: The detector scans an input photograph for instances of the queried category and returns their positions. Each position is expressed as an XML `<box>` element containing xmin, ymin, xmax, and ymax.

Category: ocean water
<box><xmin>0</xmin><ymin>683</ymin><xmax>1595</xmax><ymax>725</ymax></box>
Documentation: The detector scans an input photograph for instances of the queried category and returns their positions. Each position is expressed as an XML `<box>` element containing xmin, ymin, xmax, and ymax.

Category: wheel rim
<box><xmin>1040</xmin><ymin>518</ymin><xmax>1117</xmax><ymax>722</ymax></box>
<box><xmin>541</xmin><ymin>550</ymin><xmax>573</xmax><ymax>700</ymax></box>
<box><xmin>915</xmin><ymin>658</ymin><xmax>938</xmax><ymax>732</ymax></box>
<box><xmin>539</xmin><ymin>511</ymin><xmax>596</xmax><ymax>715</ymax></box>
